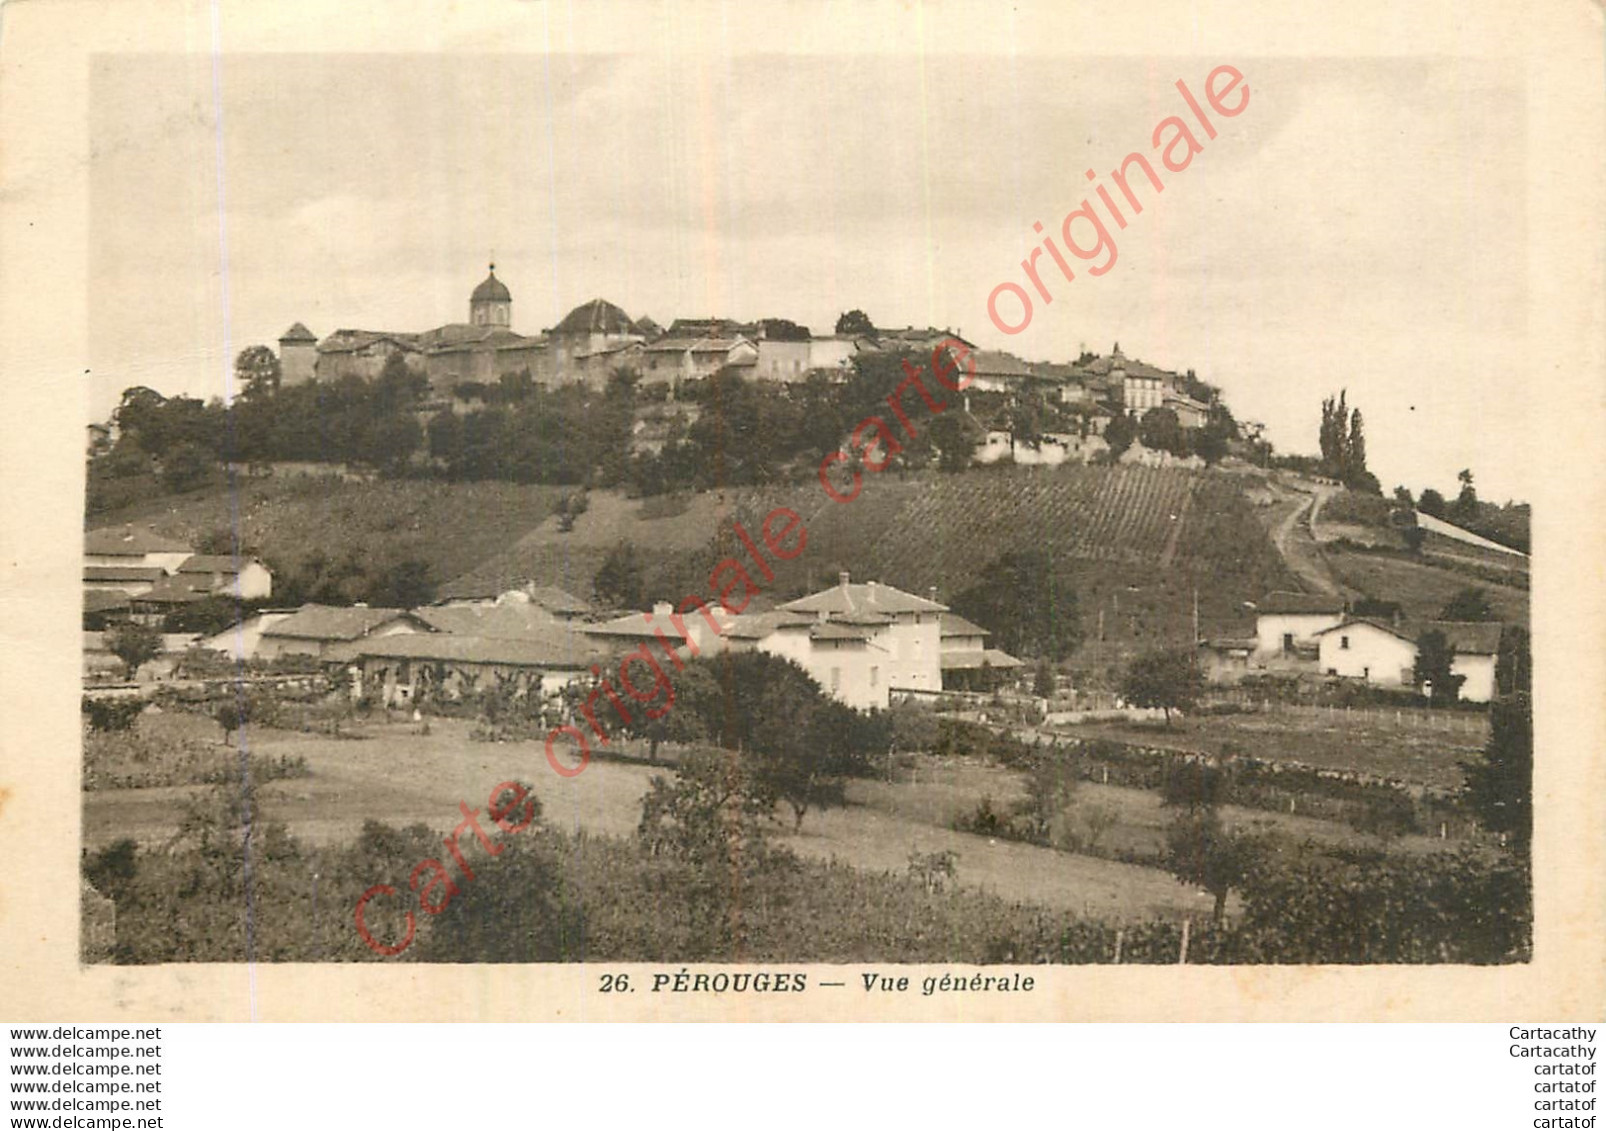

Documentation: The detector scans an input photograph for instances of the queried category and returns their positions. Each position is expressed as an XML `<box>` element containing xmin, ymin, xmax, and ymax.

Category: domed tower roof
<box><xmin>471</xmin><ymin>265</ymin><xmax>511</xmax><ymax>304</ymax></box>
<box><xmin>553</xmin><ymin>298</ymin><xmax>636</xmax><ymax>336</ymax></box>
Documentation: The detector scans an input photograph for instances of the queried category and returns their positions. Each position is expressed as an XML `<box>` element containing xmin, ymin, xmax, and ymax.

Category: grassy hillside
<box><xmin>451</xmin><ymin>465</ymin><xmax>1300</xmax><ymax>651</ymax></box>
<box><xmin>87</xmin><ymin>477</ymin><xmax>564</xmax><ymax>595</ymax></box>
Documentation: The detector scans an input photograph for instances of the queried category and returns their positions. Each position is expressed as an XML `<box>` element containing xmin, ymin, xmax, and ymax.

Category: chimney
<box><xmin>928</xmin><ymin>586</ymin><xmax>939</xmax><ymax>603</ymax></box>
<box><xmin>866</xmin><ymin>581</ymin><xmax>878</xmax><ymax>604</ymax></box>
<box><xmin>839</xmin><ymin>570</ymin><xmax>850</xmax><ymax>592</ymax></box>
<box><xmin>652</xmin><ymin>601</ymin><xmax>673</xmax><ymax>618</ymax></box>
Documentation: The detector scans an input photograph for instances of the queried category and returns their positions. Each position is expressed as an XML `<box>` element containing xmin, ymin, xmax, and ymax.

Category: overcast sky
<box><xmin>89</xmin><ymin>52</ymin><xmax>1530</xmax><ymax>501</ymax></box>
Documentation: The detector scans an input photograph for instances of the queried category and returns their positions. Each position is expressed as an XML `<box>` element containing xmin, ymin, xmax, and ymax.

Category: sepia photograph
<box><xmin>70</xmin><ymin>46</ymin><xmax>1540</xmax><ymax>971</ymax></box>
<box><xmin>1</xmin><ymin>0</ymin><xmax>1599</xmax><ymax>1029</ymax></box>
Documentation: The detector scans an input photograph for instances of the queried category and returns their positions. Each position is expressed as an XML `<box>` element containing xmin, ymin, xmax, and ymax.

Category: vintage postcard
<box><xmin>0</xmin><ymin>0</ymin><xmax>1601</xmax><ymax>1021</ymax></box>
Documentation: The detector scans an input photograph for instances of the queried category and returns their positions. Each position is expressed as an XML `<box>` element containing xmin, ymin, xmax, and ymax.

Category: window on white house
<box><xmin>1340</xmin><ymin>635</ymin><xmax>1350</xmax><ymax>650</ymax></box>
<box><xmin>870</xmin><ymin>666</ymin><xmax>879</xmax><ymax>687</ymax></box>
<box><xmin>831</xmin><ymin>667</ymin><xmax>841</xmax><ymax>691</ymax></box>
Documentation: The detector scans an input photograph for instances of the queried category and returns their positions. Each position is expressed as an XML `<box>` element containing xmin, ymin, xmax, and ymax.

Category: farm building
<box><xmin>938</xmin><ymin>612</ymin><xmax>1022</xmax><ymax>690</ymax></box>
<box><xmin>255</xmin><ymin>605</ymin><xmax>432</xmax><ymax>661</ymax></box>
<box><xmin>584</xmin><ymin>601</ymin><xmax>736</xmax><ymax>661</ymax></box>
<box><xmin>716</xmin><ymin>574</ymin><xmax>946</xmax><ymax>710</ymax></box>
<box><xmin>352</xmin><ymin>629</ymin><xmax>607</xmax><ymax>708</ymax></box>
<box><xmin>1314</xmin><ymin>618</ymin><xmax>1419</xmax><ymax>690</ymax></box>
<box><xmin>1312</xmin><ymin>618</ymin><xmax>1503</xmax><ymax>703</ymax></box>
<box><xmin>1253</xmin><ymin>591</ymin><xmax>1346</xmax><ymax>659</ymax></box>
<box><xmin>84</xmin><ymin>526</ymin><xmax>193</xmax><ymax>573</ymax></box>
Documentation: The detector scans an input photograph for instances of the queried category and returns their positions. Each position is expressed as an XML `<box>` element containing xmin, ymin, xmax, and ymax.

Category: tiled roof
<box><xmin>83</xmin><ymin>590</ymin><xmax>132</xmax><ymax>613</ymax></box>
<box><xmin>554</xmin><ymin>298</ymin><xmax>637</xmax><ymax>336</ymax></box>
<box><xmin>779</xmin><ymin>577</ymin><xmax>946</xmax><ymax>616</ymax></box>
<box><xmin>85</xmin><ymin>527</ymin><xmax>191</xmax><ymax>556</ymax></box>
<box><xmin>1315</xmin><ymin>617</ymin><xmax>1416</xmax><ymax>644</ymax></box>
<box><xmin>84</xmin><ymin>565</ymin><xmax>167</xmax><ymax>582</ymax></box>
<box><xmin>1426</xmin><ymin>621</ymin><xmax>1504</xmax><ymax>655</ymax></box>
<box><xmin>279</xmin><ymin>322</ymin><xmax>317</xmax><ymax>343</ymax></box>
<box><xmin>316</xmin><ymin>330</ymin><xmax>424</xmax><ymax>355</ymax></box>
<box><xmin>413</xmin><ymin>603</ymin><xmax>563</xmax><ymax>640</ymax></box>
<box><xmin>355</xmin><ymin>631</ymin><xmax>602</xmax><ymax>670</ymax></box>
<box><xmin>968</xmin><ymin>350</ymin><xmax>1036</xmax><ymax>378</ymax></box>
<box><xmin>176</xmin><ymin>554</ymin><xmax>260</xmax><ymax>575</ymax></box>
<box><xmin>723</xmin><ymin>611</ymin><xmax>815</xmax><ymax>640</ymax></box>
<box><xmin>940</xmin><ymin>648</ymin><xmax>1023</xmax><ymax>670</ymax></box>
<box><xmin>133</xmin><ymin>576</ymin><xmax>212</xmax><ymax>605</ymax></box>
<box><xmin>810</xmin><ymin>622</ymin><xmax>872</xmax><ymax>642</ymax></box>
<box><xmin>528</xmin><ymin>586</ymin><xmax>592</xmax><ymax>615</ymax></box>
<box><xmin>940</xmin><ymin>612</ymin><xmax>990</xmax><ymax>639</ymax></box>
<box><xmin>261</xmin><ymin>604</ymin><xmax>423</xmax><ymax>642</ymax></box>
<box><xmin>1257</xmin><ymin>591</ymin><xmax>1346</xmax><ymax>616</ymax></box>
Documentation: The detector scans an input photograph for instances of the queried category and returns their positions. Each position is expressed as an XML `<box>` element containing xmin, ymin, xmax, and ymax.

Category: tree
<box><xmin>950</xmin><ymin>549</ymin><xmax>1083</xmax><ymax>661</ymax></box>
<box><xmin>234</xmin><ymin>345</ymin><xmax>281</xmax><ymax>400</ymax></box>
<box><xmin>215</xmin><ymin>698</ymin><xmax>250</xmax><ymax>744</ymax></box>
<box><xmin>834</xmin><ymin>309</ymin><xmax>875</xmax><ymax>336</ymax></box>
<box><xmin>1417</xmin><ymin>488</ymin><xmax>1448</xmax><ymax>519</ymax></box>
<box><xmin>160</xmin><ymin>441</ymin><xmax>214</xmax><ymax>493</ymax></box>
<box><xmin>1452</xmin><ymin>468</ymin><xmax>1479</xmax><ymax>524</ymax></box>
<box><xmin>1495</xmin><ymin>626</ymin><xmax>1531</xmax><ymax>698</ymax></box>
<box><xmin>1439</xmin><ymin>587</ymin><xmax>1495</xmax><ymax>622</ymax></box>
<box><xmin>1462</xmin><ymin>691</ymin><xmax>1532</xmax><ymax>850</ymax></box>
<box><xmin>1103</xmin><ymin>411</ymin><xmax>1137</xmax><ymax>458</ymax></box>
<box><xmin>1412</xmin><ymin>629</ymin><xmax>1465</xmax><ymax>707</ymax></box>
<box><xmin>1345</xmin><ymin>407</ymin><xmax>1370</xmax><ymax>488</ymax></box>
<box><xmin>594</xmin><ymin>541</ymin><xmax>647</xmax><ymax>610</ymax></box>
<box><xmin>1120</xmin><ymin>649</ymin><xmax>1203</xmax><ymax>726</ymax></box>
<box><xmin>1138</xmin><ymin>407</ymin><xmax>1184</xmax><ymax>456</ymax></box>
<box><xmin>107</xmin><ymin>622</ymin><xmax>161</xmax><ymax>680</ymax></box>
<box><xmin>1164</xmin><ymin>806</ymin><xmax>1252</xmax><ymax>922</ymax></box>
<box><xmin>928</xmin><ymin>412</ymin><xmax>979</xmax><ymax>472</ymax></box>
<box><xmin>1032</xmin><ymin>657</ymin><xmax>1055</xmax><ymax>698</ymax></box>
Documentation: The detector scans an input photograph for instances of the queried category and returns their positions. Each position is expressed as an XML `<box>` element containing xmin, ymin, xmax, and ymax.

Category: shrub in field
<box><xmin>1231</xmin><ymin>842</ymin><xmax>1530</xmax><ymax>963</ymax></box>
<box><xmin>83</xmin><ymin>697</ymin><xmax>145</xmax><ymax>732</ymax></box>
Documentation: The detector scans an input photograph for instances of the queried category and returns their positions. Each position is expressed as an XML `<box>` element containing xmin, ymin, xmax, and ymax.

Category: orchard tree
<box><xmin>107</xmin><ymin>622</ymin><xmax>161</xmax><ymax>681</ymax></box>
<box><xmin>1164</xmin><ymin>807</ymin><xmax>1253</xmax><ymax>922</ymax></box>
<box><xmin>1120</xmin><ymin>649</ymin><xmax>1203</xmax><ymax>726</ymax></box>
<box><xmin>928</xmin><ymin>412</ymin><xmax>980</xmax><ymax>472</ymax></box>
<box><xmin>215</xmin><ymin>698</ymin><xmax>251</xmax><ymax>745</ymax></box>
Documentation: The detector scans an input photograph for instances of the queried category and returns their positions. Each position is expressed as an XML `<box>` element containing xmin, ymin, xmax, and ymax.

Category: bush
<box><xmin>83</xmin><ymin>697</ymin><xmax>145</xmax><ymax>732</ymax></box>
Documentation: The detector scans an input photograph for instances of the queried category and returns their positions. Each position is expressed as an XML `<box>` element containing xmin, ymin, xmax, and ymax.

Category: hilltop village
<box><xmin>269</xmin><ymin>264</ymin><xmax>1241</xmax><ymax>469</ymax></box>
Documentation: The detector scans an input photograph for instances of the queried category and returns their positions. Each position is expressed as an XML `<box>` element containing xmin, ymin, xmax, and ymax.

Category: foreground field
<box><xmin>83</xmin><ymin>715</ymin><xmax>1215</xmax><ymax>923</ymax></box>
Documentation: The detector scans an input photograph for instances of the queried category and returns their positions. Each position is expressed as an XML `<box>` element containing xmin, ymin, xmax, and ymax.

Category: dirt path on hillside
<box><xmin>1270</xmin><ymin>489</ymin><xmax>1342</xmax><ymax>595</ymax></box>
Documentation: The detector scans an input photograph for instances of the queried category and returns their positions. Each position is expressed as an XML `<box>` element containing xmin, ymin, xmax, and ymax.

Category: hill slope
<box><xmin>448</xmin><ymin>465</ymin><xmax>1300</xmax><ymax>652</ymax></box>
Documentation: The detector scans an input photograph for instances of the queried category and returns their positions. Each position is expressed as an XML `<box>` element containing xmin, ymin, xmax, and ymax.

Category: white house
<box><xmin>1313</xmin><ymin>618</ymin><xmax>1504</xmax><ymax>703</ymax></box>
<box><xmin>174</xmin><ymin>555</ymin><xmax>274</xmax><ymax>600</ymax></box>
<box><xmin>938</xmin><ymin>612</ymin><xmax>1022</xmax><ymax>690</ymax></box>
<box><xmin>723</xmin><ymin>574</ymin><xmax>946</xmax><ymax>710</ymax></box>
<box><xmin>1315</xmin><ymin>618</ymin><xmax>1418</xmax><ymax>689</ymax></box>
<box><xmin>1254</xmin><ymin>591</ymin><xmax>1346</xmax><ymax>658</ymax></box>
<box><xmin>1432</xmin><ymin>621</ymin><xmax>1504</xmax><ymax>704</ymax></box>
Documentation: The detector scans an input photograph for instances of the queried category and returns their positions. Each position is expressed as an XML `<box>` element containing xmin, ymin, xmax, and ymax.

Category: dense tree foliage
<box><xmin>1119</xmin><ymin>649</ymin><xmax>1203</xmax><ymax>725</ymax></box>
<box><xmin>949</xmin><ymin>549</ymin><xmax>1083</xmax><ymax>661</ymax></box>
<box><xmin>1412</xmin><ymin>629</ymin><xmax>1465</xmax><ymax>707</ymax></box>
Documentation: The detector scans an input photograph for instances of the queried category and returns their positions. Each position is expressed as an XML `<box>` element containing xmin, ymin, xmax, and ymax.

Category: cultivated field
<box><xmin>84</xmin><ymin>713</ymin><xmax>1220</xmax><ymax>923</ymax></box>
<box><xmin>1066</xmin><ymin>704</ymin><xmax>1489</xmax><ymax>790</ymax></box>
